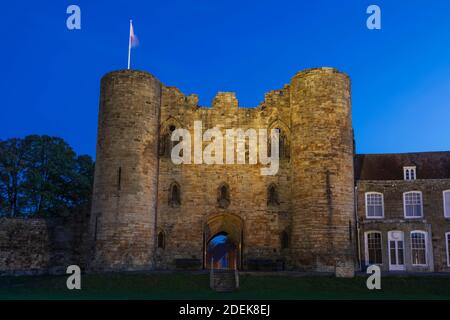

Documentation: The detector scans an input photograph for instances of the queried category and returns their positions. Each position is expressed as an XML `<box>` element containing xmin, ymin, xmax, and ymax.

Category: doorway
<box><xmin>388</xmin><ymin>231</ymin><xmax>405</xmax><ymax>271</ymax></box>
<box><xmin>203</xmin><ymin>213</ymin><xmax>243</xmax><ymax>270</ymax></box>
<box><xmin>205</xmin><ymin>232</ymin><xmax>237</xmax><ymax>269</ymax></box>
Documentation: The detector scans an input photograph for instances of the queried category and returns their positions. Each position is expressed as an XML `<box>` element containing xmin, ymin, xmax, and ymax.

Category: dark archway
<box><xmin>203</xmin><ymin>213</ymin><xmax>243</xmax><ymax>270</ymax></box>
<box><xmin>205</xmin><ymin>232</ymin><xmax>237</xmax><ymax>270</ymax></box>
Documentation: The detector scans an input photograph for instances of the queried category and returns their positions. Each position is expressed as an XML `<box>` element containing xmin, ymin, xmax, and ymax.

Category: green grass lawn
<box><xmin>1</xmin><ymin>272</ymin><xmax>450</xmax><ymax>300</ymax></box>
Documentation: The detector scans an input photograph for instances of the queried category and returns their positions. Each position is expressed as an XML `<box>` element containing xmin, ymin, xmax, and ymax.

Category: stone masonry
<box><xmin>86</xmin><ymin>67</ymin><xmax>450</xmax><ymax>277</ymax></box>
<box><xmin>89</xmin><ymin>67</ymin><xmax>356</xmax><ymax>277</ymax></box>
<box><xmin>0</xmin><ymin>210</ymin><xmax>89</xmax><ymax>275</ymax></box>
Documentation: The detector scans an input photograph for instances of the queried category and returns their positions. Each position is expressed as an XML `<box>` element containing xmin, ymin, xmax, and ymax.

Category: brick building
<box><xmin>88</xmin><ymin>67</ymin><xmax>450</xmax><ymax>277</ymax></box>
<box><xmin>355</xmin><ymin>153</ymin><xmax>450</xmax><ymax>272</ymax></box>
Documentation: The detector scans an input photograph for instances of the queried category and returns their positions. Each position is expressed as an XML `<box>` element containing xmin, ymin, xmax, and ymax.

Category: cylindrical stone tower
<box><xmin>89</xmin><ymin>70</ymin><xmax>161</xmax><ymax>271</ymax></box>
<box><xmin>289</xmin><ymin>68</ymin><xmax>355</xmax><ymax>277</ymax></box>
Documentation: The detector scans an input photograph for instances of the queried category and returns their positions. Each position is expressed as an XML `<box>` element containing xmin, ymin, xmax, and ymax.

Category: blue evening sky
<box><xmin>1</xmin><ymin>1</ymin><xmax>450</xmax><ymax>156</ymax></box>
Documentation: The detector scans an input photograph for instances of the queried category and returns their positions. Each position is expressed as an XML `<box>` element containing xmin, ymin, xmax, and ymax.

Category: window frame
<box><xmin>410</xmin><ymin>230</ymin><xmax>428</xmax><ymax>266</ymax></box>
<box><xmin>403</xmin><ymin>191</ymin><xmax>423</xmax><ymax>219</ymax></box>
<box><xmin>403</xmin><ymin>166</ymin><xmax>417</xmax><ymax>181</ymax></box>
<box><xmin>443</xmin><ymin>190</ymin><xmax>450</xmax><ymax>218</ymax></box>
<box><xmin>365</xmin><ymin>192</ymin><xmax>384</xmax><ymax>219</ymax></box>
<box><xmin>364</xmin><ymin>231</ymin><xmax>383</xmax><ymax>266</ymax></box>
<box><xmin>446</xmin><ymin>232</ymin><xmax>450</xmax><ymax>267</ymax></box>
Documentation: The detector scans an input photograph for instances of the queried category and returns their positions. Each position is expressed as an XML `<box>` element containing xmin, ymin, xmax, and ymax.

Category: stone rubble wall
<box><xmin>0</xmin><ymin>209</ymin><xmax>89</xmax><ymax>275</ymax></box>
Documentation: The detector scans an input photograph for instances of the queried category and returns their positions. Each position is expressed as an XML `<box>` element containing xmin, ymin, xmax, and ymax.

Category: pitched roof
<box><xmin>355</xmin><ymin>151</ymin><xmax>450</xmax><ymax>180</ymax></box>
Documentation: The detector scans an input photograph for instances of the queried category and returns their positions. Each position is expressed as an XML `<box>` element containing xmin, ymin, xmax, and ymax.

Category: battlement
<box><xmin>292</xmin><ymin>66</ymin><xmax>349</xmax><ymax>80</ymax></box>
<box><xmin>159</xmin><ymin>85</ymin><xmax>291</xmax><ymax>121</ymax></box>
<box><xmin>212</xmin><ymin>92</ymin><xmax>239</xmax><ymax>109</ymax></box>
<box><xmin>159</xmin><ymin>67</ymin><xmax>349</xmax><ymax>117</ymax></box>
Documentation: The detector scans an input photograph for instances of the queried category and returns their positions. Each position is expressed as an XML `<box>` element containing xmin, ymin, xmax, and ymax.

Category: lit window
<box><xmin>403</xmin><ymin>166</ymin><xmax>416</xmax><ymax>181</ymax></box>
<box><xmin>443</xmin><ymin>190</ymin><xmax>450</xmax><ymax>218</ymax></box>
<box><xmin>365</xmin><ymin>232</ymin><xmax>382</xmax><ymax>265</ymax></box>
<box><xmin>403</xmin><ymin>191</ymin><xmax>423</xmax><ymax>218</ymax></box>
<box><xmin>411</xmin><ymin>231</ymin><xmax>427</xmax><ymax>266</ymax></box>
<box><xmin>365</xmin><ymin>192</ymin><xmax>384</xmax><ymax>218</ymax></box>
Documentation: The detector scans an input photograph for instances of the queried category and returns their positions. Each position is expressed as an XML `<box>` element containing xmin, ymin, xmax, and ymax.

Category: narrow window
<box><xmin>278</xmin><ymin>128</ymin><xmax>290</xmax><ymax>159</ymax></box>
<box><xmin>446</xmin><ymin>232</ymin><xmax>450</xmax><ymax>267</ymax></box>
<box><xmin>159</xmin><ymin>134</ymin><xmax>166</xmax><ymax>156</ymax></box>
<box><xmin>445</xmin><ymin>232</ymin><xmax>450</xmax><ymax>267</ymax></box>
<box><xmin>404</xmin><ymin>191</ymin><xmax>423</xmax><ymax>218</ymax></box>
<box><xmin>220</xmin><ymin>186</ymin><xmax>227</xmax><ymax>199</ymax></box>
<box><xmin>157</xmin><ymin>231</ymin><xmax>165</xmax><ymax>249</ymax></box>
<box><xmin>117</xmin><ymin>167</ymin><xmax>122</xmax><ymax>190</ymax></box>
<box><xmin>443</xmin><ymin>190</ymin><xmax>450</xmax><ymax>218</ymax></box>
<box><xmin>160</xmin><ymin>125</ymin><xmax>177</xmax><ymax>157</ymax></box>
<box><xmin>94</xmin><ymin>215</ymin><xmax>98</xmax><ymax>241</ymax></box>
<box><xmin>218</xmin><ymin>183</ymin><xmax>230</xmax><ymax>208</ymax></box>
<box><xmin>269</xmin><ymin>128</ymin><xmax>290</xmax><ymax>159</ymax></box>
<box><xmin>267</xmin><ymin>184</ymin><xmax>280</xmax><ymax>206</ymax></box>
<box><xmin>411</xmin><ymin>231</ymin><xmax>427</xmax><ymax>265</ymax></box>
<box><xmin>403</xmin><ymin>166</ymin><xmax>416</xmax><ymax>181</ymax></box>
<box><xmin>348</xmin><ymin>220</ymin><xmax>353</xmax><ymax>242</ymax></box>
<box><xmin>365</xmin><ymin>192</ymin><xmax>384</xmax><ymax>218</ymax></box>
<box><xmin>169</xmin><ymin>182</ymin><xmax>181</xmax><ymax>207</ymax></box>
<box><xmin>365</xmin><ymin>232</ymin><xmax>382</xmax><ymax>265</ymax></box>
<box><xmin>281</xmin><ymin>231</ymin><xmax>289</xmax><ymax>249</ymax></box>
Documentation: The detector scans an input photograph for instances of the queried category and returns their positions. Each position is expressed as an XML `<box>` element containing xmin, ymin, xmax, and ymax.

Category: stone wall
<box><xmin>151</xmin><ymin>68</ymin><xmax>355</xmax><ymax>275</ymax></box>
<box><xmin>89</xmin><ymin>68</ymin><xmax>357</xmax><ymax>276</ymax></box>
<box><xmin>0</xmin><ymin>209</ymin><xmax>89</xmax><ymax>275</ymax></box>
<box><xmin>289</xmin><ymin>68</ymin><xmax>355</xmax><ymax>276</ymax></box>
<box><xmin>155</xmin><ymin>84</ymin><xmax>293</xmax><ymax>270</ymax></box>
<box><xmin>90</xmin><ymin>70</ymin><xmax>161</xmax><ymax>271</ymax></box>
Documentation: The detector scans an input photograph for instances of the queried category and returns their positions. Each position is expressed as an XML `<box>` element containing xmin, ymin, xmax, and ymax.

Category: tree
<box><xmin>0</xmin><ymin>135</ymin><xmax>94</xmax><ymax>217</ymax></box>
<box><xmin>0</xmin><ymin>138</ymin><xmax>31</xmax><ymax>216</ymax></box>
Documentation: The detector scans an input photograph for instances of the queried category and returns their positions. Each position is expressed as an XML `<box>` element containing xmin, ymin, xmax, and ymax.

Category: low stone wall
<box><xmin>0</xmin><ymin>209</ymin><xmax>90</xmax><ymax>275</ymax></box>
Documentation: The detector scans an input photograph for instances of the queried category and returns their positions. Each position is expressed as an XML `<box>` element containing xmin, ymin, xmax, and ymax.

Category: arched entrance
<box><xmin>206</xmin><ymin>232</ymin><xmax>237</xmax><ymax>269</ymax></box>
<box><xmin>203</xmin><ymin>214</ymin><xmax>243</xmax><ymax>270</ymax></box>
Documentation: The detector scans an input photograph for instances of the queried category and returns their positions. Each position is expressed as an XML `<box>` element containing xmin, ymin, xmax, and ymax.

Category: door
<box><xmin>388</xmin><ymin>231</ymin><xmax>405</xmax><ymax>271</ymax></box>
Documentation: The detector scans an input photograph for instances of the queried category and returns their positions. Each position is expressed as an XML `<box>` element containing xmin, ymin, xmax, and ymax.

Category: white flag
<box><xmin>130</xmin><ymin>21</ymin><xmax>139</xmax><ymax>47</ymax></box>
<box><xmin>128</xmin><ymin>20</ymin><xmax>138</xmax><ymax>69</ymax></box>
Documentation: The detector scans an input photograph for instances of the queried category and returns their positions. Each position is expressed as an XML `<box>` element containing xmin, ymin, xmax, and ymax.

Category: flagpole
<box><xmin>127</xmin><ymin>20</ymin><xmax>132</xmax><ymax>70</ymax></box>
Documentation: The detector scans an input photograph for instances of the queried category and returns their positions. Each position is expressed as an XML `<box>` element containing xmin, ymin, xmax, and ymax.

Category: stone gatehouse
<box><xmin>87</xmin><ymin>67</ymin><xmax>450</xmax><ymax>277</ymax></box>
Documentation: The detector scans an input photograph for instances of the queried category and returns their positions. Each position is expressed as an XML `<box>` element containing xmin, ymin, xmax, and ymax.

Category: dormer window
<box><xmin>403</xmin><ymin>166</ymin><xmax>416</xmax><ymax>181</ymax></box>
